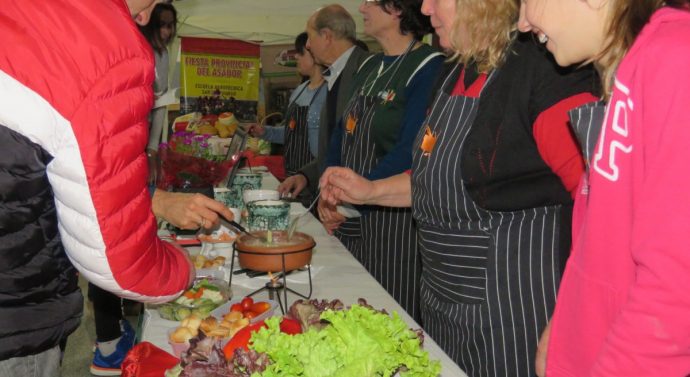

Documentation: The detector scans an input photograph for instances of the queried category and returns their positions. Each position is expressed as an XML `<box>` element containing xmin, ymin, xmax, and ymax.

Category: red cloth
<box><xmin>121</xmin><ymin>342</ymin><xmax>179</xmax><ymax>377</ymax></box>
<box><xmin>242</xmin><ymin>151</ymin><xmax>286</xmax><ymax>181</ymax></box>
<box><xmin>532</xmin><ymin>93</ymin><xmax>595</xmax><ymax>196</ymax></box>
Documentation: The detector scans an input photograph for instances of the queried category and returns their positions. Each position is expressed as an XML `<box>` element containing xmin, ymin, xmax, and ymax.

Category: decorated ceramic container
<box><xmin>246</xmin><ymin>199</ymin><xmax>290</xmax><ymax>231</ymax></box>
<box><xmin>232</xmin><ymin>173</ymin><xmax>262</xmax><ymax>191</ymax></box>
<box><xmin>213</xmin><ymin>186</ymin><xmax>242</xmax><ymax>208</ymax></box>
<box><xmin>213</xmin><ymin>173</ymin><xmax>262</xmax><ymax>208</ymax></box>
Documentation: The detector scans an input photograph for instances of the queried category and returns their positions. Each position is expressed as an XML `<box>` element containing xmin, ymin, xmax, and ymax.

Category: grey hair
<box><xmin>312</xmin><ymin>4</ymin><xmax>356</xmax><ymax>42</ymax></box>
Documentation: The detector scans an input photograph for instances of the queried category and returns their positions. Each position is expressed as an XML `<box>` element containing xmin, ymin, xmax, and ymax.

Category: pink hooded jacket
<box><xmin>547</xmin><ymin>7</ymin><xmax>690</xmax><ymax>377</ymax></box>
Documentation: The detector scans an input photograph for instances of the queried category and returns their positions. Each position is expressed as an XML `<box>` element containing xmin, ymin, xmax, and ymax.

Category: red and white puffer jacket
<box><xmin>0</xmin><ymin>0</ymin><xmax>190</xmax><ymax>303</ymax></box>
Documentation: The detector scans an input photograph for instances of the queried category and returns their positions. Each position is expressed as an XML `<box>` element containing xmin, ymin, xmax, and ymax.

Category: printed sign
<box><xmin>180</xmin><ymin>37</ymin><xmax>260</xmax><ymax>122</ymax></box>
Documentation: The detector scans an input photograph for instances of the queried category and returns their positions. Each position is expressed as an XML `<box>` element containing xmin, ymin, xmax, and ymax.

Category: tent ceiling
<box><xmin>174</xmin><ymin>0</ymin><xmax>370</xmax><ymax>45</ymax></box>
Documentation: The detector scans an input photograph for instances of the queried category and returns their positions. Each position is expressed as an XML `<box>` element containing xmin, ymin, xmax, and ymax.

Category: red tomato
<box><xmin>223</xmin><ymin>321</ymin><xmax>266</xmax><ymax>359</ymax></box>
<box><xmin>279</xmin><ymin>318</ymin><xmax>302</xmax><ymax>335</ymax></box>
<box><xmin>230</xmin><ymin>303</ymin><xmax>243</xmax><ymax>313</ymax></box>
<box><xmin>243</xmin><ymin>311</ymin><xmax>258</xmax><ymax>320</ymax></box>
<box><xmin>240</xmin><ymin>297</ymin><xmax>254</xmax><ymax>311</ymax></box>
<box><xmin>250</xmin><ymin>301</ymin><xmax>271</xmax><ymax>315</ymax></box>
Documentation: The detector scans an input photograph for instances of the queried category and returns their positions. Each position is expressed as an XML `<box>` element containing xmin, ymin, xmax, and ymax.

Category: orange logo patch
<box><xmin>420</xmin><ymin>125</ymin><xmax>437</xmax><ymax>156</ymax></box>
<box><xmin>346</xmin><ymin>114</ymin><xmax>357</xmax><ymax>135</ymax></box>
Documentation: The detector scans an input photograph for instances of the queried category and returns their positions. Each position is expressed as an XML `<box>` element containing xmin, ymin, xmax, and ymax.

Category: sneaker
<box><xmin>90</xmin><ymin>332</ymin><xmax>135</xmax><ymax>376</ymax></box>
<box><xmin>92</xmin><ymin>321</ymin><xmax>134</xmax><ymax>354</ymax></box>
<box><xmin>120</xmin><ymin>320</ymin><xmax>135</xmax><ymax>345</ymax></box>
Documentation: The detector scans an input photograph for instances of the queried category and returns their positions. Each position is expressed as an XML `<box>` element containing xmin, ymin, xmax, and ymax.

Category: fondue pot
<box><xmin>235</xmin><ymin>230</ymin><xmax>314</xmax><ymax>272</ymax></box>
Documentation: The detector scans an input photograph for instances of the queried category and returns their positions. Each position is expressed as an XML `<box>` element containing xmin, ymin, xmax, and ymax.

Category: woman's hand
<box><xmin>247</xmin><ymin>123</ymin><xmax>265</xmax><ymax>137</ymax></box>
<box><xmin>278</xmin><ymin>174</ymin><xmax>308</xmax><ymax>198</ymax></box>
<box><xmin>317</xmin><ymin>197</ymin><xmax>346</xmax><ymax>234</ymax></box>
<box><xmin>535</xmin><ymin>321</ymin><xmax>551</xmax><ymax>377</ymax></box>
<box><xmin>319</xmin><ymin>167</ymin><xmax>375</xmax><ymax>206</ymax></box>
<box><xmin>152</xmin><ymin>190</ymin><xmax>235</xmax><ymax>230</ymax></box>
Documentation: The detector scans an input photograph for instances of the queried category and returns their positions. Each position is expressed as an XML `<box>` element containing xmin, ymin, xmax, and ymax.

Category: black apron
<box><xmin>283</xmin><ymin>83</ymin><xmax>324</xmax><ymax>177</ymax></box>
<box><xmin>411</xmin><ymin>66</ymin><xmax>567</xmax><ymax>376</ymax></box>
<box><xmin>335</xmin><ymin>47</ymin><xmax>422</xmax><ymax>322</ymax></box>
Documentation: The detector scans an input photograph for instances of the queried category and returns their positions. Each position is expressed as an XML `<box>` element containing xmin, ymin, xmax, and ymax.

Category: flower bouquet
<box><xmin>157</xmin><ymin>131</ymin><xmax>237</xmax><ymax>191</ymax></box>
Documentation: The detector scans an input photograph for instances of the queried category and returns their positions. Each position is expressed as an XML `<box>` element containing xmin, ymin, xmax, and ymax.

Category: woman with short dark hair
<box><xmin>319</xmin><ymin>0</ymin><xmax>444</xmax><ymax>322</ymax></box>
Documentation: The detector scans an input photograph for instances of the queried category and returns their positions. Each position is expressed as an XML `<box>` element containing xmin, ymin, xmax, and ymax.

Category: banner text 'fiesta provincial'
<box><xmin>180</xmin><ymin>37</ymin><xmax>260</xmax><ymax>122</ymax></box>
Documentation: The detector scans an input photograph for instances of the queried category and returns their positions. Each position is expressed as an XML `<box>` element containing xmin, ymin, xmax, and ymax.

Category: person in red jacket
<box><xmin>0</xmin><ymin>1</ymin><xmax>233</xmax><ymax>376</ymax></box>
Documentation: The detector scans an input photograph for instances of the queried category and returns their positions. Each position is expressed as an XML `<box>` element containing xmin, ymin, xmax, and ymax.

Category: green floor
<box><xmin>61</xmin><ymin>276</ymin><xmax>96</xmax><ymax>376</ymax></box>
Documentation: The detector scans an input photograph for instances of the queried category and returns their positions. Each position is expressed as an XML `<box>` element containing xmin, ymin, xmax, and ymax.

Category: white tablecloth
<box><xmin>141</xmin><ymin>173</ymin><xmax>468</xmax><ymax>377</ymax></box>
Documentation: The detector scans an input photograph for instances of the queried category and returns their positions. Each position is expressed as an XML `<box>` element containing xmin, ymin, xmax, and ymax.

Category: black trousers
<box><xmin>87</xmin><ymin>283</ymin><xmax>122</xmax><ymax>342</ymax></box>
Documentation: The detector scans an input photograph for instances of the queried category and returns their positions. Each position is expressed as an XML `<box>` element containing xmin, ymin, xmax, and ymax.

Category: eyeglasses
<box><xmin>362</xmin><ymin>0</ymin><xmax>381</xmax><ymax>4</ymax></box>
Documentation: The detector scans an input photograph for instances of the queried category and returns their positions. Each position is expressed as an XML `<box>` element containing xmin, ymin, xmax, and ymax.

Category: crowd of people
<box><xmin>1</xmin><ymin>0</ymin><xmax>689</xmax><ymax>376</ymax></box>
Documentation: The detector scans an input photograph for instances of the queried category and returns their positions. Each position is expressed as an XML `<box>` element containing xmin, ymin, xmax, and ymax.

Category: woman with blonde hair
<box><xmin>319</xmin><ymin>0</ymin><xmax>598</xmax><ymax>375</ymax></box>
<box><xmin>519</xmin><ymin>0</ymin><xmax>690</xmax><ymax>375</ymax></box>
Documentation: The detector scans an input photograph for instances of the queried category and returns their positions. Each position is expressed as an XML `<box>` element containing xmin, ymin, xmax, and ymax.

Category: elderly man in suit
<box><xmin>278</xmin><ymin>4</ymin><xmax>369</xmax><ymax>198</ymax></box>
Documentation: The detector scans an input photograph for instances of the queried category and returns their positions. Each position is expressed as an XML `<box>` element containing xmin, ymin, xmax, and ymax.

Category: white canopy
<box><xmin>174</xmin><ymin>0</ymin><xmax>369</xmax><ymax>45</ymax></box>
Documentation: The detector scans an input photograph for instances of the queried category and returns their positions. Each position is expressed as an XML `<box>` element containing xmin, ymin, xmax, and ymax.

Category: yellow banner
<box><xmin>180</xmin><ymin>54</ymin><xmax>259</xmax><ymax>100</ymax></box>
<box><xmin>180</xmin><ymin>37</ymin><xmax>260</xmax><ymax>121</ymax></box>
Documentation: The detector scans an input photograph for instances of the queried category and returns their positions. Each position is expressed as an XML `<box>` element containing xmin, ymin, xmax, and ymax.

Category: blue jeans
<box><xmin>0</xmin><ymin>345</ymin><xmax>60</xmax><ymax>377</ymax></box>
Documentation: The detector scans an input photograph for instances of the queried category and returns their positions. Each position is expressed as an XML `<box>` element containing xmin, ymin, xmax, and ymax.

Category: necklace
<box><xmin>359</xmin><ymin>39</ymin><xmax>417</xmax><ymax>96</ymax></box>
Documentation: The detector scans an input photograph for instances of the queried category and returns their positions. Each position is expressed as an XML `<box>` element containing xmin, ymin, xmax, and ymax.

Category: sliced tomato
<box><xmin>279</xmin><ymin>317</ymin><xmax>302</xmax><ymax>335</ymax></box>
<box><xmin>230</xmin><ymin>303</ymin><xmax>243</xmax><ymax>312</ymax></box>
<box><xmin>240</xmin><ymin>297</ymin><xmax>254</xmax><ymax>311</ymax></box>
<box><xmin>250</xmin><ymin>301</ymin><xmax>271</xmax><ymax>315</ymax></box>
<box><xmin>223</xmin><ymin>321</ymin><xmax>266</xmax><ymax>359</ymax></box>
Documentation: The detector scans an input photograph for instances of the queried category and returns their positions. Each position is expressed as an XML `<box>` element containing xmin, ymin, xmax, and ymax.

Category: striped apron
<box><xmin>283</xmin><ymin>84</ymin><xmax>322</xmax><ymax>177</ymax></box>
<box><xmin>411</xmin><ymin>66</ymin><xmax>566</xmax><ymax>376</ymax></box>
<box><xmin>568</xmin><ymin>101</ymin><xmax>606</xmax><ymax>165</ymax></box>
<box><xmin>568</xmin><ymin>101</ymin><xmax>607</xmax><ymax>202</ymax></box>
<box><xmin>336</xmin><ymin>78</ymin><xmax>422</xmax><ymax>322</ymax></box>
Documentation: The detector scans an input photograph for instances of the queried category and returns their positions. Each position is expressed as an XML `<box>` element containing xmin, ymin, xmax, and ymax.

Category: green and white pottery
<box><xmin>246</xmin><ymin>200</ymin><xmax>290</xmax><ymax>231</ymax></box>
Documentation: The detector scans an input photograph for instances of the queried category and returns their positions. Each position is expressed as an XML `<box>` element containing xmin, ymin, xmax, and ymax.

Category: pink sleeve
<box><xmin>532</xmin><ymin>93</ymin><xmax>597</xmax><ymax>197</ymax></box>
<box><xmin>592</xmin><ymin>40</ymin><xmax>690</xmax><ymax>376</ymax></box>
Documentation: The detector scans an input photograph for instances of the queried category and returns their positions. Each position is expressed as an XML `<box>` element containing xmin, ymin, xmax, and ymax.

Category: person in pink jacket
<box><xmin>518</xmin><ymin>0</ymin><xmax>690</xmax><ymax>376</ymax></box>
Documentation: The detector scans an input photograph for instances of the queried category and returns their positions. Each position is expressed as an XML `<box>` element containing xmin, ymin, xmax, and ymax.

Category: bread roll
<box><xmin>206</xmin><ymin>328</ymin><xmax>230</xmax><ymax>338</ymax></box>
<box><xmin>170</xmin><ymin>327</ymin><xmax>194</xmax><ymax>343</ymax></box>
<box><xmin>230</xmin><ymin>318</ymin><xmax>250</xmax><ymax>331</ymax></box>
<box><xmin>193</xmin><ymin>255</ymin><xmax>207</xmax><ymax>269</ymax></box>
<box><xmin>222</xmin><ymin>311</ymin><xmax>243</xmax><ymax>323</ymax></box>
<box><xmin>219</xmin><ymin>320</ymin><xmax>234</xmax><ymax>329</ymax></box>
<box><xmin>200</xmin><ymin>316</ymin><xmax>218</xmax><ymax>334</ymax></box>
<box><xmin>181</xmin><ymin>314</ymin><xmax>202</xmax><ymax>331</ymax></box>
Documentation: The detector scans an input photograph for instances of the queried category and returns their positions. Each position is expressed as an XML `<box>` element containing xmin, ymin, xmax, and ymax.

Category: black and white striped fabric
<box><xmin>283</xmin><ymin>104</ymin><xmax>313</xmax><ymax>177</ymax></box>
<box><xmin>284</xmin><ymin>83</ymin><xmax>325</xmax><ymax>177</ymax></box>
<box><xmin>411</xmin><ymin>65</ymin><xmax>563</xmax><ymax>377</ymax></box>
<box><xmin>338</xmin><ymin>93</ymin><xmax>422</xmax><ymax>322</ymax></box>
<box><xmin>568</xmin><ymin>101</ymin><xmax>606</xmax><ymax>165</ymax></box>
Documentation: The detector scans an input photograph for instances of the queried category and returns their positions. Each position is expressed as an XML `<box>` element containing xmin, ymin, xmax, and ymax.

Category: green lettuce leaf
<box><xmin>250</xmin><ymin>305</ymin><xmax>441</xmax><ymax>377</ymax></box>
